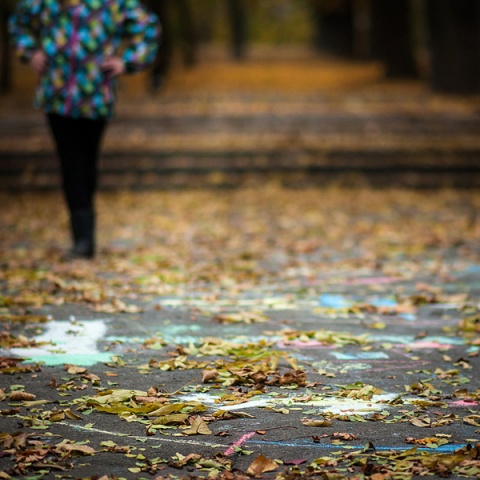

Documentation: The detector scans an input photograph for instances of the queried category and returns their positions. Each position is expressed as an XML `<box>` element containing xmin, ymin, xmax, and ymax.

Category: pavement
<box><xmin>1</xmin><ymin>187</ymin><xmax>480</xmax><ymax>479</ymax></box>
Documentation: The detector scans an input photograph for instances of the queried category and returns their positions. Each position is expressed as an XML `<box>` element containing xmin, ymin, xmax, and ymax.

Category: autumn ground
<box><xmin>1</xmin><ymin>51</ymin><xmax>480</xmax><ymax>479</ymax></box>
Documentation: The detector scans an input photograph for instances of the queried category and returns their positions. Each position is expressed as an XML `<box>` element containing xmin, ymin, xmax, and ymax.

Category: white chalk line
<box><xmin>59</xmin><ymin>421</ymin><xmax>226</xmax><ymax>449</ymax></box>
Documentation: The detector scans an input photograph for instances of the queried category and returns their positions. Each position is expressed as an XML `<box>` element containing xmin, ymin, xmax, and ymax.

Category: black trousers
<box><xmin>47</xmin><ymin>113</ymin><xmax>107</xmax><ymax>213</ymax></box>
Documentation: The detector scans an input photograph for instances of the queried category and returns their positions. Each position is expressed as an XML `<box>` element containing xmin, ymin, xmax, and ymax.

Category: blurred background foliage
<box><xmin>1</xmin><ymin>0</ymin><xmax>480</xmax><ymax>95</ymax></box>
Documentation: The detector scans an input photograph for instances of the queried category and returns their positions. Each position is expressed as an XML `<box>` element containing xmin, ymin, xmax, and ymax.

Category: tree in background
<box><xmin>310</xmin><ymin>0</ymin><xmax>355</xmax><ymax>58</ymax></box>
<box><xmin>147</xmin><ymin>0</ymin><xmax>198</xmax><ymax>91</ymax></box>
<box><xmin>370</xmin><ymin>0</ymin><xmax>418</xmax><ymax>78</ymax></box>
<box><xmin>426</xmin><ymin>0</ymin><xmax>480</xmax><ymax>94</ymax></box>
<box><xmin>4</xmin><ymin>0</ymin><xmax>480</xmax><ymax>96</ymax></box>
<box><xmin>227</xmin><ymin>0</ymin><xmax>248</xmax><ymax>60</ymax></box>
<box><xmin>0</xmin><ymin>0</ymin><xmax>14</xmax><ymax>93</ymax></box>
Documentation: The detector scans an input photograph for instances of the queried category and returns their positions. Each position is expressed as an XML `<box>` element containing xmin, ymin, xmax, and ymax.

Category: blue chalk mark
<box><xmin>247</xmin><ymin>438</ymin><xmax>468</xmax><ymax>455</ymax></box>
<box><xmin>370</xmin><ymin>297</ymin><xmax>398</xmax><ymax>308</ymax></box>
<box><xmin>465</xmin><ymin>265</ymin><xmax>480</xmax><ymax>273</ymax></box>
<box><xmin>319</xmin><ymin>294</ymin><xmax>352</xmax><ymax>309</ymax></box>
<box><xmin>23</xmin><ymin>353</ymin><xmax>113</xmax><ymax>367</ymax></box>
<box><xmin>331</xmin><ymin>351</ymin><xmax>389</xmax><ymax>360</ymax></box>
<box><xmin>420</xmin><ymin>336</ymin><xmax>465</xmax><ymax>346</ymax></box>
<box><xmin>318</xmin><ymin>294</ymin><xmax>397</xmax><ymax>310</ymax></box>
<box><xmin>400</xmin><ymin>313</ymin><xmax>416</xmax><ymax>322</ymax></box>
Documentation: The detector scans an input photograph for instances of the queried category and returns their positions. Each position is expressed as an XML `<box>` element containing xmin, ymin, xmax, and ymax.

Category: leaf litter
<box><xmin>1</xmin><ymin>186</ymin><xmax>480</xmax><ymax>478</ymax></box>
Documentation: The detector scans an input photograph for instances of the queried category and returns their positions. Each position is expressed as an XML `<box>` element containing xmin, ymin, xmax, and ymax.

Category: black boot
<box><xmin>69</xmin><ymin>209</ymin><xmax>95</xmax><ymax>259</ymax></box>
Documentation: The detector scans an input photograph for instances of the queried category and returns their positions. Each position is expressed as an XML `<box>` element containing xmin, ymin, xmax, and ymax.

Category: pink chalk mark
<box><xmin>224</xmin><ymin>432</ymin><xmax>256</xmax><ymax>456</ymax></box>
<box><xmin>344</xmin><ymin>277</ymin><xmax>400</xmax><ymax>286</ymax></box>
<box><xmin>448</xmin><ymin>400</ymin><xmax>479</xmax><ymax>408</ymax></box>
<box><xmin>410</xmin><ymin>341</ymin><xmax>453</xmax><ymax>350</ymax></box>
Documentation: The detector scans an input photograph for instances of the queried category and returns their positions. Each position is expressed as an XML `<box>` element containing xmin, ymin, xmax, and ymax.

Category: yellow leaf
<box><xmin>65</xmin><ymin>409</ymin><xmax>83</xmax><ymax>420</ymax></box>
<box><xmin>301</xmin><ymin>419</ymin><xmax>333</xmax><ymax>427</ymax></box>
<box><xmin>49</xmin><ymin>411</ymin><xmax>66</xmax><ymax>422</ymax></box>
<box><xmin>151</xmin><ymin>413</ymin><xmax>189</xmax><ymax>425</ymax></box>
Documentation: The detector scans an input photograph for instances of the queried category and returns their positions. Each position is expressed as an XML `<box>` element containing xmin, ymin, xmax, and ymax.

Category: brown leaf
<box><xmin>135</xmin><ymin>396</ymin><xmax>169</xmax><ymax>404</ymax></box>
<box><xmin>64</xmin><ymin>409</ymin><xmax>83</xmax><ymax>420</ymax></box>
<box><xmin>49</xmin><ymin>411</ymin><xmax>65</xmax><ymax>422</ymax></box>
<box><xmin>201</xmin><ymin>369</ymin><xmax>219</xmax><ymax>383</ymax></box>
<box><xmin>56</xmin><ymin>442</ymin><xmax>95</xmax><ymax>455</ymax></box>
<box><xmin>410</xmin><ymin>417</ymin><xmax>431</xmax><ymax>428</ymax></box>
<box><xmin>332</xmin><ymin>432</ymin><xmax>358</xmax><ymax>441</ymax></box>
<box><xmin>182</xmin><ymin>416</ymin><xmax>212</xmax><ymax>435</ymax></box>
<box><xmin>65</xmin><ymin>364</ymin><xmax>87</xmax><ymax>375</ymax></box>
<box><xmin>301</xmin><ymin>419</ymin><xmax>333</xmax><ymax>427</ymax></box>
<box><xmin>9</xmin><ymin>391</ymin><xmax>36</xmax><ymax>401</ymax></box>
<box><xmin>247</xmin><ymin>454</ymin><xmax>278</xmax><ymax>477</ymax></box>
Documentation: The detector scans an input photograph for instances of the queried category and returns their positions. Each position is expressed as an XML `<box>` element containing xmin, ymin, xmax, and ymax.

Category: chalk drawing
<box><xmin>180</xmin><ymin>391</ymin><xmax>399</xmax><ymax>417</ymax></box>
<box><xmin>370</xmin><ymin>297</ymin><xmax>398</xmax><ymax>308</ymax></box>
<box><xmin>448</xmin><ymin>400</ymin><xmax>479</xmax><ymax>408</ymax></box>
<box><xmin>278</xmin><ymin>340</ymin><xmax>335</xmax><ymax>349</ymax></box>
<box><xmin>330</xmin><ymin>351</ymin><xmax>389</xmax><ymax>360</ymax></box>
<box><xmin>247</xmin><ymin>438</ymin><xmax>468</xmax><ymax>455</ymax></box>
<box><xmin>343</xmin><ymin>277</ymin><xmax>400</xmax><ymax>286</ymax></box>
<box><xmin>180</xmin><ymin>392</ymin><xmax>272</xmax><ymax>411</ymax></box>
<box><xmin>465</xmin><ymin>265</ymin><xmax>480</xmax><ymax>274</ymax></box>
<box><xmin>62</xmin><ymin>422</ymin><xmax>225</xmax><ymax>449</ymax></box>
<box><xmin>370</xmin><ymin>335</ymin><xmax>465</xmax><ymax>347</ymax></box>
<box><xmin>318</xmin><ymin>294</ymin><xmax>398</xmax><ymax>310</ymax></box>
<box><xmin>224</xmin><ymin>432</ymin><xmax>256</xmax><ymax>456</ymax></box>
<box><xmin>6</xmin><ymin>319</ymin><xmax>111</xmax><ymax>366</ymax></box>
<box><xmin>318</xmin><ymin>294</ymin><xmax>352</xmax><ymax>309</ymax></box>
<box><xmin>61</xmin><ymin>422</ymin><xmax>468</xmax><ymax>457</ymax></box>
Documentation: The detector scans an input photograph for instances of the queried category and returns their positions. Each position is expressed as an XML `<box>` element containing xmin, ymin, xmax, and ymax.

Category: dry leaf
<box><xmin>301</xmin><ymin>419</ymin><xmax>333</xmax><ymax>427</ymax></box>
<box><xmin>202</xmin><ymin>369</ymin><xmax>219</xmax><ymax>383</ymax></box>
<box><xmin>65</xmin><ymin>364</ymin><xmax>87</xmax><ymax>375</ymax></box>
<box><xmin>182</xmin><ymin>416</ymin><xmax>212</xmax><ymax>435</ymax></box>
<box><xmin>9</xmin><ymin>391</ymin><xmax>36</xmax><ymax>401</ymax></box>
<box><xmin>247</xmin><ymin>454</ymin><xmax>278</xmax><ymax>477</ymax></box>
<box><xmin>135</xmin><ymin>396</ymin><xmax>169</xmax><ymax>404</ymax></box>
<box><xmin>59</xmin><ymin>443</ymin><xmax>96</xmax><ymax>455</ymax></box>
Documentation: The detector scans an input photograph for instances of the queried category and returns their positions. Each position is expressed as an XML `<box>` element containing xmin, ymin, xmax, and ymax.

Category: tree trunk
<box><xmin>177</xmin><ymin>0</ymin><xmax>197</xmax><ymax>67</ymax></box>
<box><xmin>149</xmin><ymin>0</ymin><xmax>173</xmax><ymax>91</ymax></box>
<box><xmin>0</xmin><ymin>2</ymin><xmax>13</xmax><ymax>93</ymax></box>
<box><xmin>426</xmin><ymin>0</ymin><xmax>480</xmax><ymax>94</ymax></box>
<box><xmin>310</xmin><ymin>0</ymin><xmax>355</xmax><ymax>58</ymax></box>
<box><xmin>370</xmin><ymin>0</ymin><xmax>417</xmax><ymax>78</ymax></box>
<box><xmin>227</xmin><ymin>0</ymin><xmax>248</xmax><ymax>60</ymax></box>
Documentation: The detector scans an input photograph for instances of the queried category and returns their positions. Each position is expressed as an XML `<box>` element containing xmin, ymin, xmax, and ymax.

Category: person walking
<box><xmin>9</xmin><ymin>0</ymin><xmax>160</xmax><ymax>259</ymax></box>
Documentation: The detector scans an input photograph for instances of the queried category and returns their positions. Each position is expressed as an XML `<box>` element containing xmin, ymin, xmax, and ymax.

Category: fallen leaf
<box><xmin>182</xmin><ymin>416</ymin><xmax>212</xmax><ymax>435</ymax></box>
<box><xmin>9</xmin><ymin>391</ymin><xmax>36</xmax><ymax>401</ymax></box>
<box><xmin>247</xmin><ymin>454</ymin><xmax>278</xmax><ymax>477</ymax></box>
<box><xmin>202</xmin><ymin>369</ymin><xmax>219</xmax><ymax>383</ymax></box>
<box><xmin>301</xmin><ymin>419</ymin><xmax>333</xmax><ymax>427</ymax></box>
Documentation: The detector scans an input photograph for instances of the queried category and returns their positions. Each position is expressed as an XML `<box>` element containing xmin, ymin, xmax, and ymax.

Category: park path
<box><xmin>1</xmin><ymin>51</ymin><xmax>480</xmax><ymax>478</ymax></box>
<box><xmin>1</xmin><ymin>184</ymin><xmax>480</xmax><ymax>478</ymax></box>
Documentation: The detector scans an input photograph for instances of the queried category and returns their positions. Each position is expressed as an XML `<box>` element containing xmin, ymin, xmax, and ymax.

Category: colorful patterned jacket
<box><xmin>9</xmin><ymin>0</ymin><xmax>160</xmax><ymax>118</ymax></box>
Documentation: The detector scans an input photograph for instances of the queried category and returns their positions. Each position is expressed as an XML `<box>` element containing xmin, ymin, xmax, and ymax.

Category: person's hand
<box><xmin>30</xmin><ymin>50</ymin><xmax>47</xmax><ymax>76</ymax></box>
<box><xmin>101</xmin><ymin>57</ymin><xmax>125</xmax><ymax>77</ymax></box>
